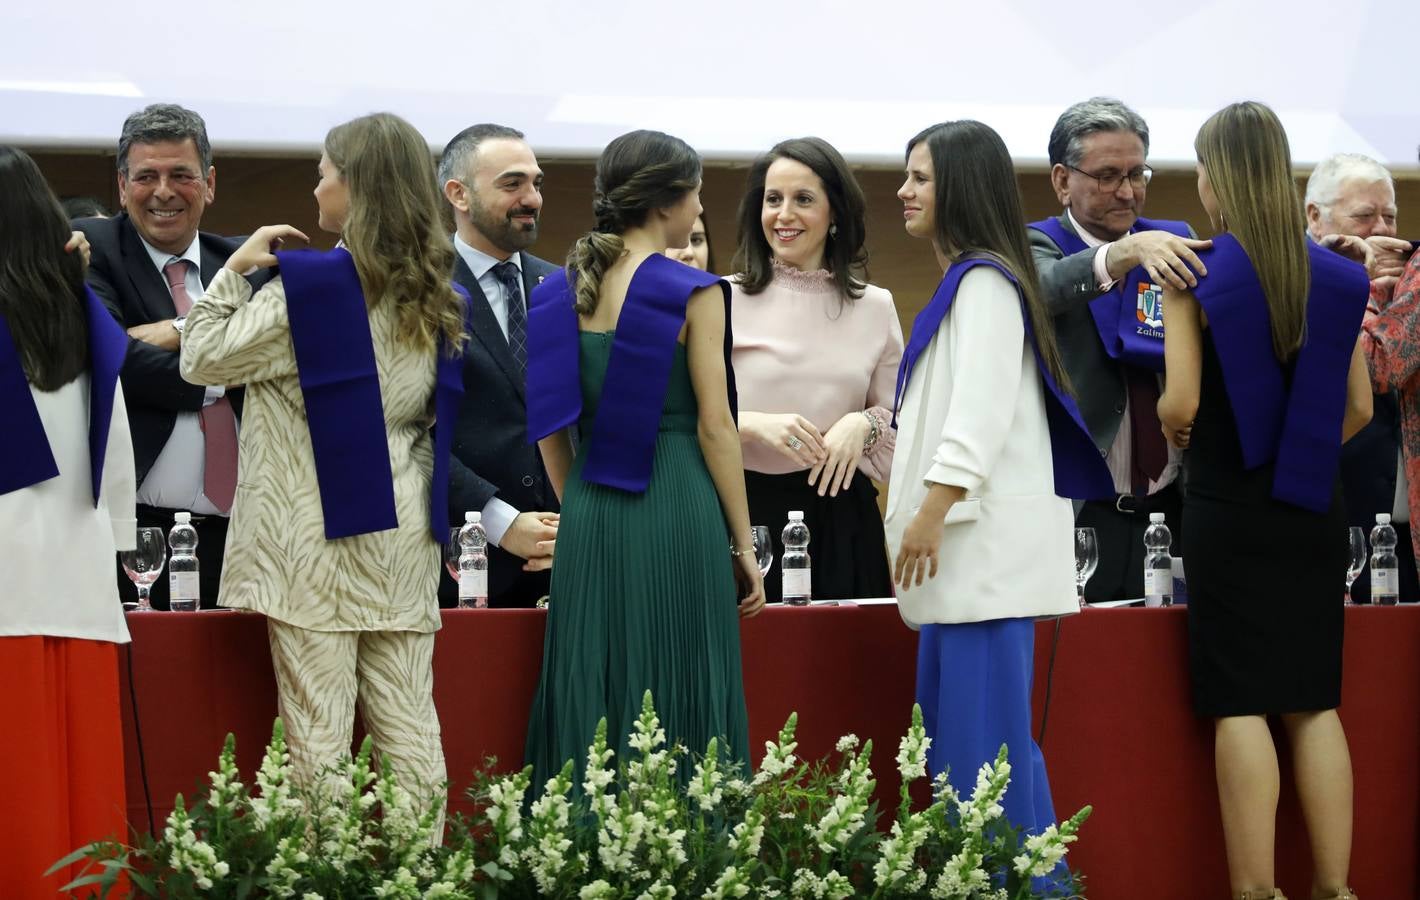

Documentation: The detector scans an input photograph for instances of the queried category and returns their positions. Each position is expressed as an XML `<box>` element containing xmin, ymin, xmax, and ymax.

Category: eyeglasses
<box><xmin>1066</xmin><ymin>164</ymin><xmax>1153</xmax><ymax>194</ymax></box>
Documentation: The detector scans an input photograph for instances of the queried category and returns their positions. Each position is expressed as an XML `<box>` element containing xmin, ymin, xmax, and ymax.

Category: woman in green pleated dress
<box><xmin>524</xmin><ymin>130</ymin><xmax>765</xmax><ymax>794</ymax></box>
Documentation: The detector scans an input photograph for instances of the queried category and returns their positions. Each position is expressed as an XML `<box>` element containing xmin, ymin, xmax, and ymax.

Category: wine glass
<box><xmin>1345</xmin><ymin>526</ymin><xmax>1366</xmax><ymax>606</ymax></box>
<box><xmin>121</xmin><ymin>527</ymin><xmax>167</xmax><ymax>612</ymax></box>
<box><xmin>751</xmin><ymin>525</ymin><xmax>774</xmax><ymax>578</ymax></box>
<box><xmin>445</xmin><ymin>528</ymin><xmax>461</xmax><ymax>581</ymax></box>
<box><xmin>1074</xmin><ymin>527</ymin><xmax>1099</xmax><ymax>608</ymax></box>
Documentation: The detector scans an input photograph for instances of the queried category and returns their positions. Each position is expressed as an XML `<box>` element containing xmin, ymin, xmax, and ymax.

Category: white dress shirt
<box><xmin>451</xmin><ymin>234</ymin><xmax>526</xmax><ymax>548</ymax></box>
<box><xmin>1068</xmin><ymin>210</ymin><xmax>1182</xmax><ymax>496</ymax></box>
<box><xmin>135</xmin><ymin>234</ymin><xmax>229</xmax><ymax>515</ymax></box>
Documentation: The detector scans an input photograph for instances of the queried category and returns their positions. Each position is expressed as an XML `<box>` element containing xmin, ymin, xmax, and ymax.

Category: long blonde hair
<box><xmin>1194</xmin><ymin>102</ymin><xmax>1309</xmax><ymax>362</ymax></box>
<box><xmin>324</xmin><ymin>113</ymin><xmax>466</xmax><ymax>354</ymax></box>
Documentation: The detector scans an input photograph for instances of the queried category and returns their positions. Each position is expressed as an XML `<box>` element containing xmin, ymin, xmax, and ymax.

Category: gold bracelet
<box><xmin>729</xmin><ymin>547</ymin><xmax>753</xmax><ymax>557</ymax></box>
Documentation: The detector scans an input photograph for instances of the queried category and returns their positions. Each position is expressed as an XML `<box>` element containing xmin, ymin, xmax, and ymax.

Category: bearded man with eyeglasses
<box><xmin>1028</xmin><ymin>97</ymin><xmax>1211</xmax><ymax>604</ymax></box>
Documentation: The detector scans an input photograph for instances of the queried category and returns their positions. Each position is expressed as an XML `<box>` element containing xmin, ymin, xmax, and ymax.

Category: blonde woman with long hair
<box><xmin>181</xmin><ymin>112</ymin><xmax>468</xmax><ymax>827</ymax></box>
<box><xmin>1158</xmin><ymin>102</ymin><xmax>1372</xmax><ymax>900</ymax></box>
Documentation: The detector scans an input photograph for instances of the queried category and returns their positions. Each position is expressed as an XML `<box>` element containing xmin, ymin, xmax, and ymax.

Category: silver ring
<box><xmin>787</xmin><ymin>435</ymin><xmax>804</xmax><ymax>451</ymax></box>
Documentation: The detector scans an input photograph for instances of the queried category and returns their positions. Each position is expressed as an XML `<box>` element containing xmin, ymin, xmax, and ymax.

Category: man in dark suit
<box><xmin>438</xmin><ymin>124</ymin><xmax>559</xmax><ymax>608</ymax></box>
<box><xmin>76</xmin><ymin>103</ymin><xmax>267</xmax><ymax>609</ymax></box>
<box><xmin>1028</xmin><ymin>98</ymin><xmax>1211</xmax><ymax>603</ymax></box>
<box><xmin>1307</xmin><ymin>153</ymin><xmax>1419</xmax><ymax>602</ymax></box>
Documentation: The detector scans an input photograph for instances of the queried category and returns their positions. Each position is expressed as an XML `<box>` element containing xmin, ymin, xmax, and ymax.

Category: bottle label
<box><xmin>459</xmin><ymin>570</ymin><xmax>487</xmax><ymax>600</ymax></box>
<box><xmin>782</xmin><ymin>568</ymin><xmax>811</xmax><ymax>599</ymax></box>
<box><xmin>1373</xmin><ymin>567</ymin><xmax>1399</xmax><ymax>597</ymax></box>
<box><xmin>169</xmin><ymin>571</ymin><xmax>200</xmax><ymax>602</ymax></box>
<box><xmin>1143</xmin><ymin>567</ymin><xmax>1170</xmax><ymax>607</ymax></box>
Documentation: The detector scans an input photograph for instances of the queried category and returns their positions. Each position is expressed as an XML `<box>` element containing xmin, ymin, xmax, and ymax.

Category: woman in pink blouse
<box><xmin>730</xmin><ymin>137</ymin><xmax>903</xmax><ymax>603</ymax></box>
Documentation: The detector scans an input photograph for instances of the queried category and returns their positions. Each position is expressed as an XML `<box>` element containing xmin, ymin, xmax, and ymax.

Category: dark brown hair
<box><xmin>0</xmin><ymin>146</ymin><xmax>89</xmax><ymax>390</ymax></box>
<box><xmin>731</xmin><ymin>137</ymin><xmax>868</xmax><ymax>300</ymax></box>
<box><xmin>906</xmin><ymin>121</ymin><xmax>1070</xmax><ymax>391</ymax></box>
<box><xmin>567</xmin><ymin>130</ymin><xmax>701</xmax><ymax>314</ymax></box>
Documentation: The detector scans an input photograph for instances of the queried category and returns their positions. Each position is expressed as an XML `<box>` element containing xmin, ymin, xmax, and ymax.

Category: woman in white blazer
<box><xmin>0</xmin><ymin>146</ymin><xmax>136</xmax><ymax>898</ymax></box>
<box><xmin>887</xmin><ymin>121</ymin><xmax>1083</xmax><ymax>840</ymax></box>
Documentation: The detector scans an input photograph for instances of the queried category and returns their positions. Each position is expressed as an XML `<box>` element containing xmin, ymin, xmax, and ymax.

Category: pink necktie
<box><xmin>165</xmin><ymin>260</ymin><xmax>238</xmax><ymax>513</ymax></box>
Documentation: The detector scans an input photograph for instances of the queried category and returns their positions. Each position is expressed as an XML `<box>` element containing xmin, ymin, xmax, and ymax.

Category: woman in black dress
<box><xmin>1158</xmin><ymin>102</ymin><xmax>1372</xmax><ymax>900</ymax></box>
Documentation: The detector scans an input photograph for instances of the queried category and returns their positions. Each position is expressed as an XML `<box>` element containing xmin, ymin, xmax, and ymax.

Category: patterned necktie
<box><xmin>492</xmin><ymin>260</ymin><xmax>527</xmax><ymax>378</ymax></box>
<box><xmin>164</xmin><ymin>259</ymin><xmax>239</xmax><ymax>513</ymax></box>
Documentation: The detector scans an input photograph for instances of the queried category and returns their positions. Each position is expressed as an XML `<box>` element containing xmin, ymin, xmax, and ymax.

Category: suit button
<box><xmin>1100</xmin><ymin>448</ymin><xmax>1108</xmax><ymax>458</ymax></box>
<box><xmin>522</xmin><ymin>475</ymin><xmax>535</xmax><ymax>487</ymax></box>
<box><xmin>1114</xmin><ymin>403</ymin><xmax>1125</xmax><ymax>414</ymax></box>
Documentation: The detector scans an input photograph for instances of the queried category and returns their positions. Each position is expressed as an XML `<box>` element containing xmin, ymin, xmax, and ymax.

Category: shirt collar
<box><xmin>137</xmin><ymin>231</ymin><xmax>201</xmax><ymax>278</ymax></box>
<box><xmin>454</xmin><ymin>233</ymin><xmax>521</xmax><ymax>282</ymax></box>
<box><xmin>1066</xmin><ymin>208</ymin><xmax>1114</xmax><ymax>249</ymax></box>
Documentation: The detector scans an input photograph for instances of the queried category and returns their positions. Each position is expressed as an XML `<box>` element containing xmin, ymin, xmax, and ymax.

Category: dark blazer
<box><xmin>74</xmin><ymin>212</ymin><xmax>268</xmax><ymax>484</ymax></box>
<box><xmin>447</xmin><ymin>251</ymin><xmax>560</xmax><ymax>601</ymax></box>
<box><xmin>1029</xmin><ymin>212</ymin><xmax>1199</xmax><ymax>455</ymax></box>
<box><xmin>1341</xmin><ymin>390</ymin><xmax>1401</xmax><ymax>530</ymax></box>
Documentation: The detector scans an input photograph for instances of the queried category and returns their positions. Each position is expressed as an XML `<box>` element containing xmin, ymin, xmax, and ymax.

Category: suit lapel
<box><xmin>117</xmin><ymin>214</ymin><xmax>178</xmax><ymax>321</ymax></box>
<box><xmin>198</xmin><ymin>235</ymin><xmax>227</xmax><ymax>291</ymax></box>
<box><xmin>453</xmin><ymin>255</ymin><xmax>524</xmax><ymax>400</ymax></box>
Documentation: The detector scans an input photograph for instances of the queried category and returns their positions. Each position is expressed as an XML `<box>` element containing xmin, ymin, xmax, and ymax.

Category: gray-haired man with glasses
<box><xmin>1028</xmin><ymin>97</ymin><xmax>1211</xmax><ymax>604</ymax></box>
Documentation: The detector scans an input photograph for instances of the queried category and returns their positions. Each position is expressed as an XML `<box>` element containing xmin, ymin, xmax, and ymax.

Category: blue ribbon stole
<box><xmin>892</xmin><ymin>256</ymin><xmax>1114</xmax><ymax>501</ymax></box>
<box><xmin>526</xmin><ymin>253</ymin><xmax>730</xmax><ymax>493</ymax></box>
<box><xmin>0</xmin><ymin>286</ymin><xmax>126</xmax><ymax>501</ymax></box>
<box><xmin>1191</xmin><ymin>235</ymin><xmax>1369</xmax><ymax>513</ymax></box>
<box><xmin>276</xmin><ymin>248</ymin><xmax>468</xmax><ymax>540</ymax></box>
<box><xmin>1029</xmin><ymin>216</ymin><xmax>1192</xmax><ymax>372</ymax></box>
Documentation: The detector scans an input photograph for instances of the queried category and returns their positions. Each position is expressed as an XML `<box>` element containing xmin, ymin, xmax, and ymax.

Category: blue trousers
<box><xmin>916</xmin><ymin>618</ymin><xmax>1058</xmax><ymax>835</ymax></box>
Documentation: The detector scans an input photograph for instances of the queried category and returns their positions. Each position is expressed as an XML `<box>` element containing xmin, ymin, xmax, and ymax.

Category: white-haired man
<box><xmin>1312</xmin><ymin>152</ymin><xmax>1420</xmax><ymax>603</ymax></box>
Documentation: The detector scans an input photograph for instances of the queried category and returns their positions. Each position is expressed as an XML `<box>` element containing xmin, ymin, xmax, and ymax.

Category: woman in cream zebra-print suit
<box><xmin>180</xmin><ymin>113</ymin><xmax>467</xmax><ymax>828</ymax></box>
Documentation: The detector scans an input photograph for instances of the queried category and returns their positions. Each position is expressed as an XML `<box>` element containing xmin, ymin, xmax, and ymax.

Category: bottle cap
<box><xmin>788</xmin><ymin>510</ymin><xmax>804</xmax><ymax>520</ymax></box>
<box><xmin>1149</xmin><ymin>512</ymin><xmax>1165</xmax><ymax>523</ymax></box>
<box><xmin>465</xmin><ymin>511</ymin><xmax>480</xmax><ymax>523</ymax></box>
<box><xmin>174</xmin><ymin>512</ymin><xmax>191</xmax><ymax>524</ymax></box>
<box><xmin>1377</xmin><ymin>513</ymin><xmax>1392</xmax><ymax>525</ymax></box>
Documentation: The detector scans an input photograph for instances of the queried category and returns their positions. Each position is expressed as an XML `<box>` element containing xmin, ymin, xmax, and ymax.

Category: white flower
<box><xmin>834</xmin><ymin>734</ymin><xmax>860</xmax><ymax>753</ymax></box>
<box><xmin>580</xmin><ymin>881</ymin><xmax>616</xmax><ymax>900</ymax></box>
<box><xmin>702</xmin><ymin>865</ymin><xmax>752</xmax><ymax>899</ymax></box>
<box><xmin>895</xmin><ymin>705</ymin><xmax>932</xmax><ymax>783</ymax></box>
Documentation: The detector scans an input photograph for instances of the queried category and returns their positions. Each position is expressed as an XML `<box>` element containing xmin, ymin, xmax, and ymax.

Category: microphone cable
<box><xmin>1036</xmin><ymin>618</ymin><xmax>1064</xmax><ymax>747</ymax></box>
<box><xmin>124</xmin><ymin>640</ymin><xmax>156</xmax><ymax>835</ymax></box>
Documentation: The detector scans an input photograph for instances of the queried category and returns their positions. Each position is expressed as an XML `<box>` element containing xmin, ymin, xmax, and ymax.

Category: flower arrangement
<box><xmin>55</xmin><ymin>694</ymin><xmax>1089</xmax><ymax>898</ymax></box>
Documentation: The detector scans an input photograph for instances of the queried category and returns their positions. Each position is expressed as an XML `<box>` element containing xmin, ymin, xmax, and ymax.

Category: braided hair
<box><xmin>568</xmin><ymin>131</ymin><xmax>702</xmax><ymax>314</ymax></box>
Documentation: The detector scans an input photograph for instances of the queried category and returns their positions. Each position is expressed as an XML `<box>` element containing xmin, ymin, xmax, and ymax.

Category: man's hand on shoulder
<box><xmin>1109</xmin><ymin>231</ymin><xmax>1212</xmax><ymax>290</ymax></box>
<box><xmin>127</xmin><ymin>319</ymin><xmax>181</xmax><ymax>351</ymax></box>
<box><xmin>502</xmin><ymin>511</ymin><xmax>558</xmax><ymax>569</ymax></box>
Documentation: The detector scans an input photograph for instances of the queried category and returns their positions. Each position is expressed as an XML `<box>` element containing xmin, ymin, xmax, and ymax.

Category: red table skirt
<box><xmin>119</xmin><ymin>604</ymin><xmax>1420</xmax><ymax>899</ymax></box>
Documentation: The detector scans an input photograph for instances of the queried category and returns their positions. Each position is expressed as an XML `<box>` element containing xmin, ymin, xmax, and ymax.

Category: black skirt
<box><xmin>744</xmin><ymin>469</ymin><xmax>893</xmax><ymax>603</ymax></box>
<box><xmin>1183</xmin><ymin>337</ymin><xmax>1345</xmax><ymax>718</ymax></box>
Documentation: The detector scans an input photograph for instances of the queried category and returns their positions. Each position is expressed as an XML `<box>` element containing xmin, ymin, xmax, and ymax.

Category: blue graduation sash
<box><xmin>525</xmin><ymin>253</ymin><xmax>734</xmax><ymax>493</ymax></box>
<box><xmin>1029</xmin><ymin>215</ymin><xmax>1192</xmax><ymax>371</ymax></box>
<box><xmin>276</xmin><ymin>248</ymin><xmax>469</xmax><ymax>540</ymax></box>
<box><xmin>892</xmin><ymin>257</ymin><xmax>1114</xmax><ymax>501</ymax></box>
<box><xmin>1191</xmin><ymin>235</ymin><xmax>1369</xmax><ymax>513</ymax></box>
<box><xmin>0</xmin><ymin>286</ymin><xmax>127</xmax><ymax>502</ymax></box>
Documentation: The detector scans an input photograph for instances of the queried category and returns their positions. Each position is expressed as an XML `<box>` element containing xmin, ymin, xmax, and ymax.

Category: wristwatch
<box><xmin>172</xmin><ymin>315</ymin><xmax>187</xmax><ymax>335</ymax></box>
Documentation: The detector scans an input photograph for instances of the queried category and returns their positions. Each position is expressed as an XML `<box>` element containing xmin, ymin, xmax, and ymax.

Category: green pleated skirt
<box><xmin>523</xmin><ymin>336</ymin><xmax>750</xmax><ymax>793</ymax></box>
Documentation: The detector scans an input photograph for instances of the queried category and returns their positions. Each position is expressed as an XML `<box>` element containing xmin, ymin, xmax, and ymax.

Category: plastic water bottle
<box><xmin>1143</xmin><ymin>512</ymin><xmax>1173</xmax><ymax>608</ymax></box>
<box><xmin>168</xmin><ymin>512</ymin><xmax>200</xmax><ymax>612</ymax></box>
<box><xmin>1371</xmin><ymin>513</ymin><xmax>1399</xmax><ymax>606</ymax></box>
<box><xmin>781</xmin><ymin>510</ymin><xmax>811</xmax><ymax>605</ymax></box>
<box><xmin>457</xmin><ymin>511</ymin><xmax>489</xmax><ymax>609</ymax></box>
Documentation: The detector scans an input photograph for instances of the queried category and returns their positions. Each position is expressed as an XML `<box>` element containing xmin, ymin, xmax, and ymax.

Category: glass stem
<box><xmin>137</xmin><ymin>584</ymin><xmax>152</xmax><ymax>612</ymax></box>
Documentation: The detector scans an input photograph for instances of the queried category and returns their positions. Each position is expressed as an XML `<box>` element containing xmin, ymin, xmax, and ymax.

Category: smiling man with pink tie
<box><xmin>75</xmin><ymin>104</ymin><xmax>269</xmax><ymax>609</ymax></box>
